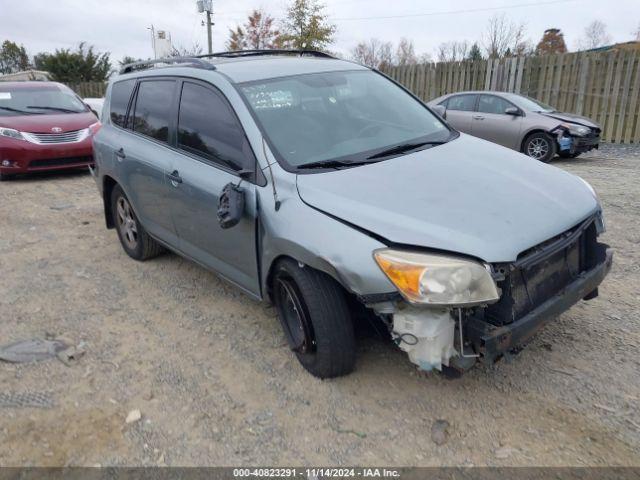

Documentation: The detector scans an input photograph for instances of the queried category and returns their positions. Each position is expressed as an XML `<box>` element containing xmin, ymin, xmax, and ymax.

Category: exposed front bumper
<box><xmin>465</xmin><ymin>243</ymin><xmax>613</xmax><ymax>363</ymax></box>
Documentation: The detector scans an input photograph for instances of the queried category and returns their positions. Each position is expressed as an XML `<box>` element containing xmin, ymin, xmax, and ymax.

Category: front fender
<box><xmin>258</xmin><ymin>186</ymin><xmax>396</xmax><ymax>300</ymax></box>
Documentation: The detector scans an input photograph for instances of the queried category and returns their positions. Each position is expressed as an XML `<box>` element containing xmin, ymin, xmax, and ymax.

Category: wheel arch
<box><xmin>102</xmin><ymin>175</ymin><xmax>118</xmax><ymax>229</ymax></box>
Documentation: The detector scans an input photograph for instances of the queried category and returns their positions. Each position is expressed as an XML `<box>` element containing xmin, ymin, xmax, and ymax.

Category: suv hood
<box><xmin>296</xmin><ymin>134</ymin><xmax>599</xmax><ymax>263</ymax></box>
<box><xmin>0</xmin><ymin>112</ymin><xmax>96</xmax><ymax>133</ymax></box>
<box><xmin>540</xmin><ymin>111</ymin><xmax>601</xmax><ymax>130</ymax></box>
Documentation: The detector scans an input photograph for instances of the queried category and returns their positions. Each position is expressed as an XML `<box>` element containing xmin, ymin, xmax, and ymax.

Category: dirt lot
<box><xmin>1</xmin><ymin>145</ymin><xmax>639</xmax><ymax>467</ymax></box>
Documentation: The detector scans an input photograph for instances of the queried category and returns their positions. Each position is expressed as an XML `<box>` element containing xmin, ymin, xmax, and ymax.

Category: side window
<box><xmin>109</xmin><ymin>80</ymin><xmax>136</xmax><ymax>128</ymax></box>
<box><xmin>478</xmin><ymin>95</ymin><xmax>511</xmax><ymax>114</ymax></box>
<box><xmin>132</xmin><ymin>80</ymin><xmax>175</xmax><ymax>143</ymax></box>
<box><xmin>177</xmin><ymin>82</ymin><xmax>253</xmax><ymax>171</ymax></box>
<box><xmin>446</xmin><ymin>95</ymin><xmax>476</xmax><ymax>112</ymax></box>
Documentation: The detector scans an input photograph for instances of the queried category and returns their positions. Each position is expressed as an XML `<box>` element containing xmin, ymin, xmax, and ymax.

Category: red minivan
<box><xmin>0</xmin><ymin>81</ymin><xmax>100</xmax><ymax>180</ymax></box>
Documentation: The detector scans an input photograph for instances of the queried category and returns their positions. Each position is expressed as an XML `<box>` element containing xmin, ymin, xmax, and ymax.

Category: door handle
<box><xmin>167</xmin><ymin>170</ymin><xmax>182</xmax><ymax>185</ymax></box>
<box><xmin>472</xmin><ymin>115</ymin><xmax>485</xmax><ymax>120</ymax></box>
<box><xmin>115</xmin><ymin>147</ymin><xmax>126</xmax><ymax>160</ymax></box>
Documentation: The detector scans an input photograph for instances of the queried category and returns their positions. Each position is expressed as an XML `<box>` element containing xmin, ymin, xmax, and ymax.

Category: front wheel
<box><xmin>272</xmin><ymin>259</ymin><xmax>356</xmax><ymax>379</ymax></box>
<box><xmin>523</xmin><ymin>132</ymin><xmax>557</xmax><ymax>162</ymax></box>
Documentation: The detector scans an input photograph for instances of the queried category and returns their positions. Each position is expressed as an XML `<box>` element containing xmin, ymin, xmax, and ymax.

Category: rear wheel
<box><xmin>111</xmin><ymin>184</ymin><xmax>164</xmax><ymax>261</ymax></box>
<box><xmin>523</xmin><ymin>132</ymin><xmax>556</xmax><ymax>162</ymax></box>
<box><xmin>272</xmin><ymin>259</ymin><xmax>356</xmax><ymax>378</ymax></box>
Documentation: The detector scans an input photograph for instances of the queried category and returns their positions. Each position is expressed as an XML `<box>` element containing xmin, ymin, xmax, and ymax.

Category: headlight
<box><xmin>561</xmin><ymin>123</ymin><xmax>590</xmax><ymax>137</ymax></box>
<box><xmin>0</xmin><ymin>127</ymin><xmax>24</xmax><ymax>141</ymax></box>
<box><xmin>373</xmin><ymin>249</ymin><xmax>500</xmax><ymax>306</ymax></box>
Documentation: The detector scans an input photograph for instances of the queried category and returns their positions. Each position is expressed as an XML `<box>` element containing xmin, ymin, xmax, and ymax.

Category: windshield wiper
<box><xmin>26</xmin><ymin>105</ymin><xmax>82</xmax><ymax>113</ymax></box>
<box><xmin>0</xmin><ymin>106</ymin><xmax>42</xmax><ymax>115</ymax></box>
<box><xmin>298</xmin><ymin>159</ymin><xmax>381</xmax><ymax>170</ymax></box>
<box><xmin>366</xmin><ymin>140</ymin><xmax>445</xmax><ymax>160</ymax></box>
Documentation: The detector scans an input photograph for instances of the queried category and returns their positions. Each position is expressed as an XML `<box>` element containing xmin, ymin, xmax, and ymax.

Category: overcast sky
<box><xmin>1</xmin><ymin>0</ymin><xmax>638</xmax><ymax>66</ymax></box>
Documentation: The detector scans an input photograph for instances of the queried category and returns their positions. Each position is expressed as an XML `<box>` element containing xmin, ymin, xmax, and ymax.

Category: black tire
<box><xmin>523</xmin><ymin>132</ymin><xmax>557</xmax><ymax>162</ymax></box>
<box><xmin>272</xmin><ymin>259</ymin><xmax>356</xmax><ymax>378</ymax></box>
<box><xmin>111</xmin><ymin>184</ymin><xmax>164</xmax><ymax>261</ymax></box>
<box><xmin>559</xmin><ymin>151</ymin><xmax>580</xmax><ymax>159</ymax></box>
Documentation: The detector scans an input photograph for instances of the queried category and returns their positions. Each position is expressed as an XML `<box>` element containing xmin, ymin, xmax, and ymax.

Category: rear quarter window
<box><xmin>109</xmin><ymin>80</ymin><xmax>136</xmax><ymax>128</ymax></box>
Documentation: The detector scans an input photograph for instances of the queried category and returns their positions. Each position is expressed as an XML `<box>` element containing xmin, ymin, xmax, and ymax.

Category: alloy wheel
<box><xmin>527</xmin><ymin>137</ymin><xmax>549</xmax><ymax>160</ymax></box>
<box><xmin>116</xmin><ymin>196</ymin><xmax>138</xmax><ymax>250</ymax></box>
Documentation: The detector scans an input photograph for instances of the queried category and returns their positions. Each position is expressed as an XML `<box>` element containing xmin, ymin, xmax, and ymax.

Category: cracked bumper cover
<box><xmin>466</xmin><ymin>244</ymin><xmax>613</xmax><ymax>363</ymax></box>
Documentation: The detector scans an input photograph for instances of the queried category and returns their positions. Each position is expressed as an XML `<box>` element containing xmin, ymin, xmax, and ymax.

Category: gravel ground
<box><xmin>0</xmin><ymin>145</ymin><xmax>639</xmax><ymax>467</ymax></box>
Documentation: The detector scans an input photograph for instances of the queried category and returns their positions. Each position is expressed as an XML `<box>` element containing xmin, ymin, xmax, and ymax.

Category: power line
<box><xmin>330</xmin><ymin>0</ymin><xmax>578</xmax><ymax>21</ymax></box>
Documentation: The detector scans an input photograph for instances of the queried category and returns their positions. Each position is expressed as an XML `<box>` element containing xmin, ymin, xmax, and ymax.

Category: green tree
<box><xmin>467</xmin><ymin>43</ymin><xmax>483</xmax><ymax>61</ymax></box>
<box><xmin>0</xmin><ymin>40</ymin><xmax>30</xmax><ymax>74</ymax></box>
<box><xmin>34</xmin><ymin>42</ymin><xmax>111</xmax><ymax>82</ymax></box>
<box><xmin>280</xmin><ymin>0</ymin><xmax>336</xmax><ymax>51</ymax></box>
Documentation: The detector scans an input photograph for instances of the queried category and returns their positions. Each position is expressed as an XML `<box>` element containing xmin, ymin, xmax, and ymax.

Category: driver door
<box><xmin>166</xmin><ymin>80</ymin><xmax>260</xmax><ymax>297</ymax></box>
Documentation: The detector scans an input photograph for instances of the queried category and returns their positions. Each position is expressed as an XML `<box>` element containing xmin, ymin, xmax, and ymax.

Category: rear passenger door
<box><xmin>117</xmin><ymin>78</ymin><xmax>180</xmax><ymax>247</ymax></box>
<box><xmin>441</xmin><ymin>94</ymin><xmax>476</xmax><ymax>134</ymax></box>
<box><xmin>166</xmin><ymin>80</ymin><xmax>260</xmax><ymax>297</ymax></box>
<box><xmin>472</xmin><ymin>94</ymin><xmax>523</xmax><ymax>149</ymax></box>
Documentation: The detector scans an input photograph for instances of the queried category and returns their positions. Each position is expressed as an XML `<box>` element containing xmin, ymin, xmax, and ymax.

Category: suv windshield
<box><xmin>0</xmin><ymin>84</ymin><xmax>87</xmax><ymax>116</ymax></box>
<box><xmin>239</xmin><ymin>70</ymin><xmax>452</xmax><ymax>169</ymax></box>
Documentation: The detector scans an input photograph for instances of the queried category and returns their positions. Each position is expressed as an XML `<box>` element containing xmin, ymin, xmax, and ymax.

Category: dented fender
<box><xmin>256</xmin><ymin>161</ymin><xmax>396</xmax><ymax>300</ymax></box>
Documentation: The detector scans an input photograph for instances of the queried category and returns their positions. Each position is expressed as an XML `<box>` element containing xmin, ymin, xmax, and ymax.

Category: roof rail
<box><xmin>197</xmin><ymin>49</ymin><xmax>335</xmax><ymax>59</ymax></box>
<box><xmin>119</xmin><ymin>56</ymin><xmax>216</xmax><ymax>74</ymax></box>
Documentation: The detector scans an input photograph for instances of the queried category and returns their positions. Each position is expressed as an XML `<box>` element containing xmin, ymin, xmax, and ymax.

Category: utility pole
<box><xmin>197</xmin><ymin>0</ymin><xmax>214</xmax><ymax>54</ymax></box>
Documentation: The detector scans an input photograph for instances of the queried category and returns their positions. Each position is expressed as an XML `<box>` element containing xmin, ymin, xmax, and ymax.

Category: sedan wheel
<box><xmin>524</xmin><ymin>132</ymin><xmax>557</xmax><ymax>163</ymax></box>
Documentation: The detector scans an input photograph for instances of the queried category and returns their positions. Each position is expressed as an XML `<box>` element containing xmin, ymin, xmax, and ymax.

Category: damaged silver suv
<box><xmin>92</xmin><ymin>50</ymin><xmax>612</xmax><ymax>378</ymax></box>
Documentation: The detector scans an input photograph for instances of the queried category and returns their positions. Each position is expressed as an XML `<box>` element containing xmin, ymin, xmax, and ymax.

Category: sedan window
<box><xmin>446</xmin><ymin>95</ymin><xmax>476</xmax><ymax>112</ymax></box>
<box><xmin>478</xmin><ymin>95</ymin><xmax>512</xmax><ymax>115</ymax></box>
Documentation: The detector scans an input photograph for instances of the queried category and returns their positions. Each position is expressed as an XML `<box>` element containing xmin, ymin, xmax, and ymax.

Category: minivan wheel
<box><xmin>111</xmin><ymin>184</ymin><xmax>164</xmax><ymax>261</ymax></box>
<box><xmin>523</xmin><ymin>132</ymin><xmax>556</xmax><ymax>162</ymax></box>
<box><xmin>272</xmin><ymin>259</ymin><xmax>356</xmax><ymax>379</ymax></box>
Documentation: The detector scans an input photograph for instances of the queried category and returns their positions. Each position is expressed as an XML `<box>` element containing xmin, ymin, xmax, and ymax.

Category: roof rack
<box><xmin>197</xmin><ymin>49</ymin><xmax>336</xmax><ymax>59</ymax></box>
<box><xmin>119</xmin><ymin>56</ymin><xmax>216</xmax><ymax>74</ymax></box>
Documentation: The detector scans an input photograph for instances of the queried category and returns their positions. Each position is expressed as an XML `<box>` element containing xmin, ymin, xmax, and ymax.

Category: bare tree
<box><xmin>577</xmin><ymin>20</ymin><xmax>612</xmax><ymax>50</ymax></box>
<box><xmin>436</xmin><ymin>40</ymin><xmax>470</xmax><ymax>62</ymax></box>
<box><xmin>482</xmin><ymin>14</ymin><xmax>526</xmax><ymax>58</ymax></box>
<box><xmin>635</xmin><ymin>22</ymin><xmax>640</xmax><ymax>41</ymax></box>
<box><xmin>170</xmin><ymin>43</ymin><xmax>203</xmax><ymax>57</ymax></box>
<box><xmin>350</xmin><ymin>38</ymin><xmax>393</xmax><ymax>69</ymax></box>
<box><xmin>395</xmin><ymin>38</ymin><xmax>418</xmax><ymax>66</ymax></box>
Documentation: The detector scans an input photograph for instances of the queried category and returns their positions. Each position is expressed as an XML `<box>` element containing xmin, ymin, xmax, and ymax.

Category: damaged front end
<box><xmin>552</xmin><ymin>122</ymin><xmax>601</xmax><ymax>156</ymax></box>
<box><xmin>369</xmin><ymin>213</ymin><xmax>612</xmax><ymax>374</ymax></box>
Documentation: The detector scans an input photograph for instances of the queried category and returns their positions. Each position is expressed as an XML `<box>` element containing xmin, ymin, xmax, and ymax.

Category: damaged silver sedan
<box><xmin>92</xmin><ymin>51</ymin><xmax>612</xmax><ymax>379</ymax></box>
<box><xmin>428</xmin><ymin>91</ymin><xmax>601</xmax><ymax>162</ymax></box>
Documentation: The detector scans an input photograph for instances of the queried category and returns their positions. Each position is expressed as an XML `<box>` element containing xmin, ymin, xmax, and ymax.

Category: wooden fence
<box><xmin>381</xmin><ymin>50</ymin><xmax>640</xmax><ymax>144</ymax></box>
<box><xmin>64</xmin><ymin>81</ymin><xmax>108</xmax><ymax>98</ymax></box>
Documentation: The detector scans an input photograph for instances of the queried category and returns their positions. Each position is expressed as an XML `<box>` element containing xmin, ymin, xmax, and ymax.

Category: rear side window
<box><xmin>132</xmin><ymin>80</ymin><xmax>175</xmax><ymax>143</ymax></box>
<box><xmin>177</xmin><ymin>82</ymin><xmax>253</xmax><ymax>171</ymax></box>
<box><xmin>109</xmin><ymin>80</ymin><xmax>136</xmax><ymax>128</ymax></box>
<box><xmin>478</xmin><ymin>95</ymin><xmax>511</xmax><ymax>114</ymax></box>
<box><xmin>447</xmin><ymin>94</ymin><xmax>476</xmax><ymax>111</ymax></box>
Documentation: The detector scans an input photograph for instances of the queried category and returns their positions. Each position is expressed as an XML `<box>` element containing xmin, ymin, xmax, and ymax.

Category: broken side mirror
<box><xmin>432</xmin><ymin>104</ymin><xmax>447</xmax><ymax>119</ymax></box>
<box><xmin>217</xmin><ymin>182</ymin><xmax>245</xmax><ymax>229</ymax></box>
